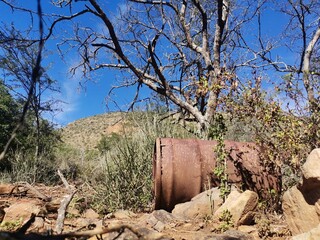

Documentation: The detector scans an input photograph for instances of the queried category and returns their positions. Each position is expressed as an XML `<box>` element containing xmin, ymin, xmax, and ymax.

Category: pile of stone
<box><xmin>0</xmin><ymin>184</ymin><xmax>261</xmax><ymax>240</ymax></box>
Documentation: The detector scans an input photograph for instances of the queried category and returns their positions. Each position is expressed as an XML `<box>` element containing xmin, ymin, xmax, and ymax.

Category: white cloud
<box><xmin>44</xmin><ymin>57</ymin><xmax>84</xmax><ymax>127</ymax></box>
<box><xmin>54</xmin><ymin>77</ymin><xmax>81</xmax><ymax>126</ymax></box>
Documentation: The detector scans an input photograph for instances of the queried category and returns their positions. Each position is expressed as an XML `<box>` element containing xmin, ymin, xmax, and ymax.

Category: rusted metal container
<box><xmin>153</xmin><ymin>138</ymin><xmax>280</xmax><ymax>211</ymax></box>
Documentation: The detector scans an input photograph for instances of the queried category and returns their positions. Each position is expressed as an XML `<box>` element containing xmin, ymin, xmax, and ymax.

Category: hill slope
<box><xmin>59</xmin><ymin>111</ymin><xmax>254</xmax><ymax>152</ymax></box>
<box><xmin>60</xmin><ymin>112</ymin><xmax>126</xmax><ymax>150</ymax></box>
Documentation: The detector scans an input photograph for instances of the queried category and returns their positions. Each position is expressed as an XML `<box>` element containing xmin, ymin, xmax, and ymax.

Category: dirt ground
<box><xmin>0</xmin><ymin>183</ymin><xmax>291</xmax><ymax>240</ymax></box>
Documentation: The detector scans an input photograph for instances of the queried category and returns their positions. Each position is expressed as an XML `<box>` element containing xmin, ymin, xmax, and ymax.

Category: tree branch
<box><xmin>0</xmin><ymin>0</ymin><xmax>44</xmax><ymax>162</ymax></box>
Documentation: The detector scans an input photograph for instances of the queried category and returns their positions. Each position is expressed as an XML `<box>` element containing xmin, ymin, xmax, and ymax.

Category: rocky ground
<box><xmin>1</xmin><ymin>148</ymin><xmax>320</xmax><ymax>239</ymax></box>
<box><xmin>0</xmin><ymin>182</ymin><xmax>290</xmax><ymax>240</ymax></box>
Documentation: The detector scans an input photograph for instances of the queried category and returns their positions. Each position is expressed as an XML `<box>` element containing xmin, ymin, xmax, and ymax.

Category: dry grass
<box><xmin>56</xmin><ymin>111</ymin><xmax>195</xmax><ymax>213</ymax></box>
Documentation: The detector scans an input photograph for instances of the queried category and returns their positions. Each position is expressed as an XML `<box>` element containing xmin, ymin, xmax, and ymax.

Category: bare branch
<box><xmin>54</xmin><ymin>170</ymin><xmax>77</xmax><ymax>234</ymax></box>
<box><xmin>0</xmin><ymin>0</ymin><xmax>45</xmax><ymax>161</ymax></box>
<box><xmin>302</xmin><ymin>26</ymin><xmax>320</xmax><ymax>111</ymax></box>
<box><xmin>45</xmin><ymin>9</ymin><xmax>90</xmax><ymax>40</ymax></box>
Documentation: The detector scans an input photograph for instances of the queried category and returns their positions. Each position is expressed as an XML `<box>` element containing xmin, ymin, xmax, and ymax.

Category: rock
<box><xmin>237</xmin><ymin>225</ymin><xmax>260</xmax><ymax>239</ymax></box>
<box><xmin>112</xmin><ymin>209</ymin><xmax>137</xmax><ymax>219</ymax></box>
<box><xmin>291</xmin><ymin>224</ymin><xmax>320</xmax><ymax>240</ymax></box>
<box><xmin>201</xmin><ymin>230</ymin><xmax>254</xmax><ymax>240</ymax></box>
<box><xmin>83</xmin><ymin>208</ymin><xmax>99</xmax><ymax>219</ymax></box>
<box><xmin>281</xmin><ymin>149</ymin><xmax>320</xmax><ymax>236</ymax></box>
<box><xmin>139</xmin><ymin>210</ymin><xmax>178</xmax><ymax>232</ymax></box>
<box><xmin>0</xmin><ymin>184</ymin><xmax>16</xmax><ymax>195</ymax></box>
<box><xmin>154</xmin><ymin>139</ymin><xmax>281</xmax><ymax>212</ymax></box>
<box><xmin>90</xmin><ymin>227</ymin><xmax>169</xmax><ymax>240</ymax></box>
<box><xmin>88</xmin><ymin>227</ymin><xmax>141</xmax><ymax>240</ymax></box>
<box><xmin>282</xmin><ymin>185</ymin><xmax>320</xmax><ymax>235</ymax></box>
<box><xmin>282</xmin><ymin>149</ymin><xmax>320</xmax><ymax>236</ymax></box>
<box><xmin>2</xmin><ymin>201</ymin><xmax>41</xmax><ymax>231</ymax></box>
<box><xmin>172</xmin><ymin>188</ymin><xmax>223</xmax><ymax>219</ymax></box>
<box><xmin>300</xmin><ymin>149</ymin><xmax>320</xmax><ymax>192</ymax></box>
<box><xmin>71</xmin><ymin>217</ymin><xmax>103</xmax><ymax>228</ymax></box>
<box><xmin>135</xmin><ymin>227</ymin><xmax>169</xmax><ymax>240</ymax></box>
<box><xmin>213</xmin><ymin>190</ymin><xmax>258</xmax><ymax>226</ymax></box>
<box><xmin>153</xmin><ymin>220</ymin><xmax>166</xmax><ymax>232</ymax></box>
<box><xmin>223</xmin><ymin>230</ymin><xmax>254</xmax><ymax>239</ymax></box>
<box><xmin>28</xmin><ymin>216</ymin><xmax>45</xmax><ymax>232</ymax></box>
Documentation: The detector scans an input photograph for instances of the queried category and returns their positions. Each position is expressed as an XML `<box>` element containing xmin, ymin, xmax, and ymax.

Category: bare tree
<box><xmin>254</xmin><ymin>0</ymin><xmax>320</xmax><ymax>147</ymax></box>
<box><xmin>5</xmin><ymin>0</ymin><xmax>317</xmax><ymax>141</ymax></box>
<box><xmin>0</xmin><ymin>0</ymin><xmax>59</xmax><ymax>160</ymax></box>
<box><xmin>46</xmin><ymin>0</ymin><xmax>266</xmax><ymax>138</ymax></box>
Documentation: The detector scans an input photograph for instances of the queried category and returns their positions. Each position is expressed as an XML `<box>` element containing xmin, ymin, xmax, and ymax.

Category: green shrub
<box><xmin>0</xmin><ymin>118</ymin><xmax>61</xmax><ymax>184</ymax></box>
<box><xmin>0</xmin><ymin>149</ymin><xmax>59</xmax><ymax>184</ymax></box>
<box><xmin>87</xmin><ymin>111</ymin><xmax>194</xmax><ymax>213</ymax></box>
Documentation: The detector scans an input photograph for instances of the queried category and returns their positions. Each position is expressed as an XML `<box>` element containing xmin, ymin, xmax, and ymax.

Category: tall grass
<box><xmin>0</xmin><ymin>149</ymin><xmax>59</xmax><ymax>184</ymax></box>
<box><xmin>90</xmin><ymin>112</ymin><xmax>194</xmax><ymax>213</ymax></box>
<box><xmin>54</xmin><ymin>111</ymin><xmax>194</xmax><ymax>213</ymax></box>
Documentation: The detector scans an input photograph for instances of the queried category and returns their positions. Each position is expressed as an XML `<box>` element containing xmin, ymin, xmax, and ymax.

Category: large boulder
<box><xmin>291</xmin><ymin>224</ymin><xmax>320</xmax><ymax>240</ymax></box>
<box><xmin>282</xmin><ymin>148</ymin><xmax>320</xmax><ymax>236</ymax></box>
<box><xmin>153</xmin><ymin>138</ymin><xmax>281</xmax><ymax>212</ymax></box>
<box><xmin>213</xmin><ymin>189</ymin><xmax>258</xmax><ymax>226</ymax></box>
<box><xmin>282</xmin><ymin>186</ymin><xmax>320</xmax><ymax>235</ymax></box>
<box><xmin>300</xmin><ymin>149</ymin><xmax>320</xmax><ymax>192</ymax></box>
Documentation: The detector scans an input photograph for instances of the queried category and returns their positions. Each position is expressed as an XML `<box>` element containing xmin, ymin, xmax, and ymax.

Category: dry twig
<box><xmin>0</xmin><ymin>224</ymin><xmax>144</xmax><ymax>240</ymax></box>
<box><xmin>15</xmin><ymin>182</ymin><xmax>51</xmax><ymax>202</ymax></box>
<box><xmin>54</xmin><ymin>170</ymin><xmax>77</xmax><ymax>234</ymax></box>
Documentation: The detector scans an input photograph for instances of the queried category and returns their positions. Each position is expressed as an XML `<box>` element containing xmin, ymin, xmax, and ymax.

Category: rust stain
<box><xmin>153</xmin><ymin>138</ymin><xmax>281</xmax><ymax>212</ymax></box>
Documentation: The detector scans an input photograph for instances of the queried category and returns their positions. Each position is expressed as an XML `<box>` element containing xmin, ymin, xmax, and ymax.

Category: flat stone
<box><xmin>83</xmin><ymin>208</ymin><xmax>99</xmax><ymax>219</ymax></box>
<box><xmin>0</xmin><ymin>184</ymin><xmax>16</xmax><ymax>195</ymax></box>
<box><xmin>139</xmin><ymin>210</ymin><xmax>177</xmax><ymax>232</ymax></box>
<box><xmin>112</xmin><ymin>209</ymin><xmax>136</xmax><ymax>219</ymax></box>
<box><xmin>199</xmin><ymin>230</ymin><xmax>254</xmax><ymax>240</ymax></box>
<box><xmin>2</xmin><ymin>201</ymin><xmax>41</xmax><ymax>231</ymax></box>
<box><xmin>172</xmin><ymin>188</ymin><xmax>223</xmax><ymax>220</ymax></box>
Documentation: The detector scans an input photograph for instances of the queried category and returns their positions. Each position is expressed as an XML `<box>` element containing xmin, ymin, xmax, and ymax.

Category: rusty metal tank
<box><xmin>153</xmin><ymin>138</ymin><xmax>281</xmax><ymax>211</ymax></box>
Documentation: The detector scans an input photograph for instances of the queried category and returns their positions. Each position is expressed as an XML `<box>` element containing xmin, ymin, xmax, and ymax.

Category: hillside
<box><xmin>59</xmin><ymin>111</ymin><xmax>255</xmax><ymax>152</ymax></box>
<box><xmin>59</xmin><ymin>112</ymin><xmax>127</xmax><ymax>150</ymax></box>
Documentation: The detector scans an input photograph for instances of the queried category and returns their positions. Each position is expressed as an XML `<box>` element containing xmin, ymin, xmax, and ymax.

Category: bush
<box><xmin>0</xmin><ymin>116</ymin><xmax>61</xmax><ymax>184</ymax></box>
<box><xmin>83</xmin><ymin>111</ymin><xmax>194</xmax><ymax>213</ymax></box>
<box><xmin>0</xmin><ymin>149</ymin><xmax>59</xmax><ymax>184</ymax></box>
<box><xmin>228</xmin><ymin>85</ymin><xmax>319</xmax><ymax>196</ymax></box>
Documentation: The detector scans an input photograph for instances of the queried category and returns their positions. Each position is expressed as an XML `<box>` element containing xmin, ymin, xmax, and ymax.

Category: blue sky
<box><xmin>1</xmin><ymin>1</ymin><xmax>294</xmax><ymax>126</ymax></box>
<box><xmin>1</xmin><ymin>0</ymin><xmax>139</xmax><ymax>126</ymax></box>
